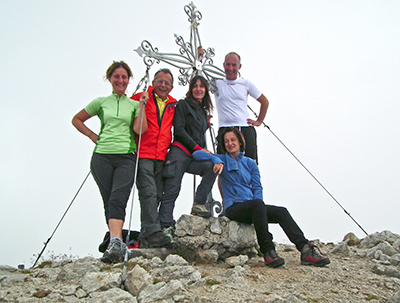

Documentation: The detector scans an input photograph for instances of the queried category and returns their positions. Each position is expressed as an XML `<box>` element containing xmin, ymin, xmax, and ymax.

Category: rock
<box><xmin>137</xmin><ymin>280</ymin><xmax>186</xmax><ymax>303</ymax></box>
<box><xmin>125</xmin><ymin>264</ymin><xmax>152</xmax><ymax>297</ymax></box>
<box><xmin>88</xmin><ymin>287</ymin><xmax>137</xmax><ymax>302</ymax></box>
<box><xmin>175</xmin><ymin>214</ymin><xmax>209</xmax><ymax>236</ymax></box>
<box><xmin>1</xmin><ymin>226</ymin><xmax>400</xmax><ymax>302</ymax></box>
<box><xmin>387</xmin><ymin>290</ymin><xmax>400</xmax><ymax>303</ymax></box>
<box><xmin>330</xmin><ymin>239</ymin><xmax>350</xmax><ymax>254</ymax></box>
<box><xmin>57</xmin><ymin>256</ymin><xmax>103</xmax><ymax>280</ymax></box>
<box><xmin>80</xmin><ymin>271</ymin><xmax>121</xmax><ymax>293</ymax></box>
<box><xmin>343</xmin><ymin>232</ymin><xmax>361</xmax><ymax>246</ymax></box>
<box><xmin>32</xmin><ymin>289</ymin><xmax>51</xmax><ymax>298</ymax></box>
<box><xmin>367</xmin><ymin>241</ymin><xmax>398</xmax><ymax>257</ymax></box>
<box><xmin>360</xmin><ymin>231</ymin><xmax>400</xmax><ymax>248</ymax></box>
<box><xmin>196</xmin><ymin>249</ymin><xmax>219</xmax><ymax>263</ymax></box>
<box><xmin>163</xmin><ymin>254</ymin><xmax>188</xmax><ymax>267</ymax></box>
<box><xmin>174</xmin><ymin>215</ymin><xmax>258</xmax><ymax>261</ymax></box>
<box><xmin>226</xmin><ymin>255</ymin><xmax>249</xmax><ymax>267</ymax></box>
<box><xmin>391</xmin><ymin>254</ymin><xmax>400</xmax><ymax>266</ymax></box>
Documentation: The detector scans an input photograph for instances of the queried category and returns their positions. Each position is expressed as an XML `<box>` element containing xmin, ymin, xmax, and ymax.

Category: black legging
<box><xmin>225</xmin><ymin>199</ymin><xmax>308</xmax><ymax>253</ymax></box>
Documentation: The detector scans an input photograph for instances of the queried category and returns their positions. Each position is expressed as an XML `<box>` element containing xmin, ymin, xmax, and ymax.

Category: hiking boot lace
<box><xmin>308</xmin><ymin>241</ymin><xmax>325</xmax><ymax>259</ymax></box>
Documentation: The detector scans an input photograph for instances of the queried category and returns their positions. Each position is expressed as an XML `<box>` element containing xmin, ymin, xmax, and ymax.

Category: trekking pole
<box><xmin>208</xmin><ymin>123</ymin><xmax>218</xmax><ymax>154</ymax></box>
<box><xmin>31</xmin><ymin>171</ymin><xmax>91</xmax><ymax>268</ymax></box>
<box><xmin>121</xmin><ymin>84</ymin><xmax>149</xmax><ymax>290</ymax></box>
<box><xmin>247</xmin><ymin>105</ymin><xmax>368</xmax><ymax>236</ymax></box>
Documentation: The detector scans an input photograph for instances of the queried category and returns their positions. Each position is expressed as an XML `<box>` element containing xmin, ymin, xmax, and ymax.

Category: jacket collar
<box><xmin>225</xmin><ymin>152</ymin><xmax>245</xmax><ymax>172</ymax></box>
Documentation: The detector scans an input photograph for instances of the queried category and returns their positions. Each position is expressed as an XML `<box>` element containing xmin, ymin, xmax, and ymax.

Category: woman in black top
<box><xmin>159</xmin><ymin>76</ymin><xmax>223</xmax><ymax>229</ymax></box>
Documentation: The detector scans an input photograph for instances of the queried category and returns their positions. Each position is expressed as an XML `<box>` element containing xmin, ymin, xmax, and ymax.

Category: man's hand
<box><xmin>198</xmin><ymin>46</ymin><xmax>204</xmax><ymax>59</ymax></box>
<box><xmin>140</xmin><ymin>92</ymin><xmax>149</xmax><ymax>103</ymax></box>
<box><xmin>247</xmin><ymin>118</ymin><xmax>262</xmax><ymax>127</ymax></box>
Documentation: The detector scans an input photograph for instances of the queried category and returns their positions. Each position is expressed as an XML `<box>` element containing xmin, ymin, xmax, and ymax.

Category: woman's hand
<box><xmin>140</xmin><ymin>92</ymin><xmax>149</xmax><ymax>104</ymax></box>
<box><xmin>213</xmin><ymin>163</ymin><xmax>224</xmax><ymax>174</ymax></box>
<box><xmin>207</xmin><ymin>114</ymin><xmax>213</xmax><ymax>124</ymax></box>
<box><xmin>88</xmin><ymin>132</ymin><xmax>98</xmax><ymax>143</ymax></box>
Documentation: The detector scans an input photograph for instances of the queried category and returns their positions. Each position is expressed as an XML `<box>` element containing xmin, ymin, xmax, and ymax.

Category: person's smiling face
<box><xmin>192</xmin><ymin>79</ymin><xmax>206</xmax><ymax>102</ymax></box>
<box><xmin>110</xmin><ymin>67</ymin><xmax>129</xmax><ymax>97</ymax></box>
<box><xmin>223</xmin><ymin>53</ymin><xmax>241</xmax><ymax>81</ymax></box>
<box><xmin>152</xmin><ymin>72</ymin><xmax>173</xmax><ymax>100</ymax></box>
<box><xmin>224</xmin><ymin>131</ymin><xmax>241</xmax><ymax>157</ymax></box>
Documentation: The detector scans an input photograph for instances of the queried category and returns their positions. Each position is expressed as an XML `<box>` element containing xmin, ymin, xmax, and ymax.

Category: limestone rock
<box><xmin>1</xmin><ymin>226</ymin><xmax>400</xmax><ymax>302</ymax></box>
<box><xmin>225</xmin><ymin>255</ymin><xmax>249</xmax><ymax>267</ymax></box>
<box><xmin>343</xmin><ymin>232</ymin><xmax>361</xmax><ymax>246</ymax></box>
<box><xmin>79</xmin><ymin>271</ymin><xmax>121</xmax><ymax>293</ymax></box>
<box><xmin>137</xmin><ymin>280</ymin><xmax>186</xmax><ymax>303</ymax></box>
<box><xmin>125</xmin><ymin>264</ymin><xmax>152</xmax><ymax>297</ymax></box>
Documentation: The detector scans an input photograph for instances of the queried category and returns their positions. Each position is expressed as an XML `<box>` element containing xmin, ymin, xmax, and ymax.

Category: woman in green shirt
<box><xmin>72</xmin><ymin>61</ymin><xmax>148</xmax><ymax>263</ymax></box>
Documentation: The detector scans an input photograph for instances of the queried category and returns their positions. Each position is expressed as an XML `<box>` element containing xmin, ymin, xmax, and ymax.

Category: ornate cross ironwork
<box><xmin>134</xmin><ymin>1</ymin><xmax>225</xmax><ymax>93</ymax></box>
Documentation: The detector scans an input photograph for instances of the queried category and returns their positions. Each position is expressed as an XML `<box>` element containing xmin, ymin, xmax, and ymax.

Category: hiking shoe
<box><xmin>163</xmin><ymin>226</ymin><xmax>175</xmax><ymax>243</ymax></box>
<box><xmin>162</xmin><ymin>226</ymin><xmax>178</xmax><ymax>249</ymax></box>
<box><xmin>140</xmin><ymin>231</ymin><xmax>171</xmax><ymax>248</ymax></box>
<box><xmin>191</xmin><ymin>203</ymin><xmax>211</xmax><ymax>218</ymax></box>
<box><xmin>264</xmin><ymin>250</ymin><xmax>285</xmax><ymax>268</ymax></box>
<box><xmin>101</xmin><ymin>239</ymin><xmax>126</xmax><ymax>264</ymax></box>
<box><xmin>301</xmin><ymin>241</ymin><xmax>330</xmax><ymax>267</ymax></box>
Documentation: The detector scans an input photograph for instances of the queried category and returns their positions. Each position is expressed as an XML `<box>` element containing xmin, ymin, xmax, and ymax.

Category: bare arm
<box><xmin>247</xmin><ymin>94</ymin><xmax>269</xmax><ymax>127</ymax></box>
<box><xmin>72</xmin><ymin>109</ymin><xmax>98</xmax><ymax>143</ymax></box>
<box><xmin>133</xmin><ymin>92</ymin><xmax>149</xmax><ymax>135</ymax></box>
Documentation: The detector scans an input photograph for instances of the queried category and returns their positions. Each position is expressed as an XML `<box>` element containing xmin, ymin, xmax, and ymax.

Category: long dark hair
<box><xmin>220</xmin><ymin>127</ymin><xmax>246</xmax><ymax>153</ymax></box>
<box><xmin>186</xmin><ymin>75</ymin><xmax>213</xmax><ymax>113</ymax></box>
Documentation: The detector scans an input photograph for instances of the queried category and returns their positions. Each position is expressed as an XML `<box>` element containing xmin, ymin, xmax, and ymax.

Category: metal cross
<box><xmin>134</xmin><ymin>1</ymin><xmax>225</xmax><ymax>93</ymax></box>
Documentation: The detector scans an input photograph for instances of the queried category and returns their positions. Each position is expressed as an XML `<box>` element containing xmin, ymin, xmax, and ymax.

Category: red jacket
<box><xmin>131</xmin><ymin>86</ymin><xmax>177</xmax><ymax>161</ymax></box>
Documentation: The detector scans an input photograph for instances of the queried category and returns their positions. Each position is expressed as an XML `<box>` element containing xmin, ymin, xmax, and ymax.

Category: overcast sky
<box><xmin>1</xmin><ymin>0</ymin><xmax>399</xmax><ymax>268</ymax></box>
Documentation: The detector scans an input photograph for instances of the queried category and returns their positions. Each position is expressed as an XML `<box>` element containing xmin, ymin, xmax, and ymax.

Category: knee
<box><xmin>275</xmin><ymin>206</ymin><xmax>291</xmax><ymax>219</ymax></box>
<box><xmin>253</xmin><ymin>199</ymin><xmax>267</xmax><ymax>213</ymax></box>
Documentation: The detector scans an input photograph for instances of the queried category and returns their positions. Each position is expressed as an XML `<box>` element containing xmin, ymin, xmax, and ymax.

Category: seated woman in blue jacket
<box><xmin>193</xmin><ymin>127</ymin><xmax>330</xmax><ymax>268</ymax></box>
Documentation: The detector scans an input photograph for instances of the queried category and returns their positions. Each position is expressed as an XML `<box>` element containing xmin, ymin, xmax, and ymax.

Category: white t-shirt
<box><xmin>215</xmin><ymin>78</ymin><xmax>262</xmax><ymax>127</ymax></box>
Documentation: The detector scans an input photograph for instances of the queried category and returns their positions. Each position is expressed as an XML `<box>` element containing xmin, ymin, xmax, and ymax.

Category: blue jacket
<box><xmin>192</xmin><ymin>151</ymin><xmax>263</xmax><ymax>210</ymax></box>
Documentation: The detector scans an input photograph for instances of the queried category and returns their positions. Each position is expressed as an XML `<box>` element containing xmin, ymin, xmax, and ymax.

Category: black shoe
<box><xmin>140</xmin><ymin>231</ymin><xmax>171</xmax><ymax>248</ymax></box>
<box><xmin>264</xmin><ymin>250</ymin><xmax>285</xmax><ymax>268</ymax></box>
<box><xmin>301</xmin><ymin>241</ymin><xmax>330</xmax><ymax>267</ymax></box>
<box><xmin>101</xmin><ymin>239</ymin><xmax>126</xmax><ymax>264</ymax></box>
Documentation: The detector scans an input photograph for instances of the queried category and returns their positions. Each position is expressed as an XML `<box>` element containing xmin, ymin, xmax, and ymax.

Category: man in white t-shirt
<box><xmin>214</xmin><ymin>52</ymin><xmax>269</xmax><ymax>163</ymax></box>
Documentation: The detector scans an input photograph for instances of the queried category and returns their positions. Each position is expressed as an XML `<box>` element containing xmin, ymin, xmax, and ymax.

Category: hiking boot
<box><xmin>191</xmin><ymin>203</ymin><xmax>211</xmax><ymax>218</ymax></box>
<box><xmin>140</xmin><ymin>231</ymin><xmax>171</xmax><ymax>248</ymax></box>
<box><xmin>264</xmin><ymin>250</ymin><xmax>285</xmax><ymax>268</ymax></box>
<box><xmin>162</xmin><ymin>226</ymin><xmax>178</xmax><ymax>249</ymax></box>
<box><xmin>301</xmin><ymin>241</ymin><xmax>330</xmax><ymax>267</ymax></box>
<box><xmin>101</xmin><ymin>239</ymin><xmax>126</xmax><ymax>264</ymax></box>
<box><xmin>163</xmin><ymin>226</ymin><xmax>175</xmax><ymax>243</ymax></box>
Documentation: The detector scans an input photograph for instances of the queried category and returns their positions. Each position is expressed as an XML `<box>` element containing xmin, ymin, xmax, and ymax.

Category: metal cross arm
<box><xmin>134</xmin><ymin>1</ymin><xmax>225</xmax><ymax>90</ymax></box>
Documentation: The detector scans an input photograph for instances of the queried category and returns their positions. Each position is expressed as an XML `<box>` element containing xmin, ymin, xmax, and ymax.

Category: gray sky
<box><xmin>1</xmin><ymin>0</ymin><xmax>399</xmax><ymax>267</ymax></box>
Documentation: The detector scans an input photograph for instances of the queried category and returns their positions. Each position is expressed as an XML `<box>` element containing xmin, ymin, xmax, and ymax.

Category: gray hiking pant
<box><xmin>90</xmin><ymin>153</ymin><xmax>136</xmax><ymax>223</ymax></box>
<box><xmin>159</xmin><ymin>146</ymin><xmax>217</xmax><ymax>228</ymax></box>
<box><xmin>136</xmin><ymin>158</ymin><xmax>164</xmax><ymax>238</ymax></box>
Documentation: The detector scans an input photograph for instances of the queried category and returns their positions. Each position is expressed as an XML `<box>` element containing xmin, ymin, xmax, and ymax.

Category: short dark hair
<box><xmin>220</xmin><ymin>127</ymin><xmax>246</xmax><ymax>153</ymax></box>
<box><xmin>105</xmin><ymin>61</ymin><xmax>133</xmax><ymax>80</ymax></box>
<box><xmin>154</xmin><ymin>68</ymin><xmax>174</xmax><ymax>86</ymax></box>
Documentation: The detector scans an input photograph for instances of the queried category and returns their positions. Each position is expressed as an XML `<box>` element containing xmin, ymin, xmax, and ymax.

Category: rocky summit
<box><xmin>1</xmin><ymin>216</ymin><xmax>400</xmax><ymax>302</ymax></box>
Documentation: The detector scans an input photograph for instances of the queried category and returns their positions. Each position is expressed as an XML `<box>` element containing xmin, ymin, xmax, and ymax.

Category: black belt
<box><xmin>219</xmin><ymin>126</ymin><xmax>252</xmax><ymax>130</ymax></box>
